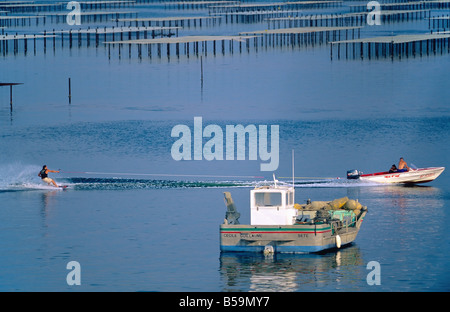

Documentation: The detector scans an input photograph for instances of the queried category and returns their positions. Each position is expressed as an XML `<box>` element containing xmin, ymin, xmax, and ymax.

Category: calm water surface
<box><xmin>0</xmin><ymin>1</ymin><xmax>449</xmax><ymax>292</ymax></box>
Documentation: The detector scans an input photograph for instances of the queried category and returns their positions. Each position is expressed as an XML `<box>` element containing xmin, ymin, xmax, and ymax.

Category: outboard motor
<box><xmin>347</xmin><ymin>169</ymin><xmax>362</xmax><ymax>180</ymax></box>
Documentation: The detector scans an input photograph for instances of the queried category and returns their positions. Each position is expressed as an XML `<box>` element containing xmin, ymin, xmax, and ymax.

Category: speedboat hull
<box><xmin>358</xmin><ymin>167</ymin><xmax>445</xmax><ymax>184</ymax></box>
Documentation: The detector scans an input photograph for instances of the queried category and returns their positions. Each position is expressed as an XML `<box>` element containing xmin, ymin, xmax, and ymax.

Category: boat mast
<box><xmin>292</xmin><ymin>149</ymin><xmax>295</xmax><ymax>189</ymax></box>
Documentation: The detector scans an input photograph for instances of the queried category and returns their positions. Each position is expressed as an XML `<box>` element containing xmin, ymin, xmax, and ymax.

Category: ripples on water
<box><xmin>1</xmin><ymin>0</ymin><xmax>450</xmax><ymax>292</ymax></box>
<box><xmin>0</xmin><ymin>115</ymin><xmax>449</xmax><ymax>292</ymax></box>
<box><xmin>0</xmin><ymin>163</ymin><xmax>448</xmax><ymax>291</ymax></box>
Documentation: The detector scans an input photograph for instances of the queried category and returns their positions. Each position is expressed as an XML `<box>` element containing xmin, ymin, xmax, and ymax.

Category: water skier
<box><xmin>38</xmin><ymin>165</ymin><xmax>60</xmax><ymax>187</ymax></box>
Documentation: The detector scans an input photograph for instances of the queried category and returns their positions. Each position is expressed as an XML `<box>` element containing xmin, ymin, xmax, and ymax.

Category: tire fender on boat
<box><xmin>336</xmin><ymin>235</ymin><xmax>341</xmax><ymax>248</ymax></box>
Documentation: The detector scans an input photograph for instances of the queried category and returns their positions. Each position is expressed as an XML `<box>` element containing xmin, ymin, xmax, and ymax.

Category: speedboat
<box><xmin>347</xmin><ymin>167</ymin><xmax>445</xmax><ymax>184</ymax></box>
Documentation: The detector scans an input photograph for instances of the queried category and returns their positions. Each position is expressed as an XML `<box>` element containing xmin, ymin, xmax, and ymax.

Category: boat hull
<box><xmin>359</xmin><ymin>167</ymin><xmax>445</xmax><ymax>184</ymax></box>
<box><xmin>220</xmin><ymin>210</ymin><xmax>366</xmax><ymax>253</ymax></box>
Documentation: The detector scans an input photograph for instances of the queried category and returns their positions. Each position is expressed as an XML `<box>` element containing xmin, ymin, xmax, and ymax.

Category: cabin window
<box><xmin>286</xmin><ymin>192</ymin><xmax>293</xmax><ymax>206</ymax></box>
<box><xmin>255</xmin><ymin>192</ymin><xmax>282</xmax><ymax>207</ymax></box>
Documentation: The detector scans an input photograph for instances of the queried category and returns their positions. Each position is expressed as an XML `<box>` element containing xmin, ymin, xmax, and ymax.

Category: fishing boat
<box><xmin>220</xmin><ymin>177</ymin><xmax>367</xmax><ymax>254</ymax></box>
<box><xmin>347</xmin><ymin>167</ymin><xmax>445</xmax><ymax>184</ymax></box>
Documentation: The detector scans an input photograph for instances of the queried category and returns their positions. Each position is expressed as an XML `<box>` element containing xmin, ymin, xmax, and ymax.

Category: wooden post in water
<box><xmin>68</xmin><ymin>78</ymin><xmax>71</xmax><ymax>104</ymax></box>
<box><xmin>330</xmin><ymin>42</ymin><xmax>333</xmax><ymax>60</ymax></box>
<box><xmin>10</xmin><ymin>85</ymin><xmax>13</xmax><ymax>111</ymax></box>
<box><xmin>200</xmin><ymin>55</ymin><xmax>203</xmax><ymax>83</ymax></box>
<box><xmin>1</xmin><ymin>83</ymin><xmax>23</xmax><ymax>112</ymax></box>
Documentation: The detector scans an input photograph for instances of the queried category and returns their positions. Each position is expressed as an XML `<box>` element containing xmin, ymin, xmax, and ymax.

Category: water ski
<box><xmin>60</xmin><ymin>185</ymin><xmax>69</xmax><ymax>189</ymax></box>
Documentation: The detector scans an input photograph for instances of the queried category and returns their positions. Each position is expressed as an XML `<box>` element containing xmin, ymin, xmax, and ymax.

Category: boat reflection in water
<box><xmin>219</xmin><ymin>183</ymin><xmax>446</xmax><ymax>292</ymax></box>
<box><xmin>219</xmin><ymin>245</ymin><xmax>364</xmax><ymax>292</ymax></box>
<box><xmin>346</xmin><ymin>184</ymin><xmax>444</xmax><ymax>212</ymax></box>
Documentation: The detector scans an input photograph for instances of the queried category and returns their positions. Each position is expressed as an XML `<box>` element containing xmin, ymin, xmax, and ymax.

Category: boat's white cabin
<box><xmin>250</xmin><ymin>185</ymin><xmax>297</xmax><ymax>225</ymax></box>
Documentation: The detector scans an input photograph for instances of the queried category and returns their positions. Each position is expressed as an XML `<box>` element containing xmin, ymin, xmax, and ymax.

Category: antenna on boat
<box><xmin>273</xmin><ymin>173</ymin><xmax>278</xmax><ymax>187</ymax></box>
<box><xmin>292</xmin><ymin>149</ymin><xmax>295</xmax><ymax>188</ymax></box>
